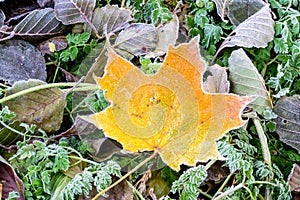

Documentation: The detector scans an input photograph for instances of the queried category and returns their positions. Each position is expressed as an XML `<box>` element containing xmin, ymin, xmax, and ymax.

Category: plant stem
<box><xmin>92</xmin><ymin>151</ymin><xmax>159</xmax><ymax>200</ymax></box>
<box><xmin>0</xmin><ymin>82</ymin><xmax>97</xmax><ymax>104</ymax></box>
<box><xmin>253</xmin><ymin>118</ymin><xmax>271</xmax><ymax>165</ymax></box>
<box><xmin>212</xmin><ymin>173</ymin><xmax>233</xmax><ymax>199</ymax></box>
<box><xmin>213</xmin><ymin>183</ymin><xmax>244</xmax><ymax>200</ymax></box>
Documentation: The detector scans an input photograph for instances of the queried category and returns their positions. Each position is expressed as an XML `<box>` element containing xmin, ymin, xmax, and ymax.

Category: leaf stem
<box><xmin>92</xmin><ymin>151</ymin><xmax>159</xmax><ymax>200</ymax></box>
<box><xmin>253</xmin><ymin>118</ymin><xmax>271</xmax><ymax>165</ymax></box>
<box><xmin>0</xmin><ymin>82</ymin><xmax>97</xmax><ymax>104</ymax></box>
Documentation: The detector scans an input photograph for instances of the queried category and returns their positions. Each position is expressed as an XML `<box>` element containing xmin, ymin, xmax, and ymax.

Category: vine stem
<box><xmin>253</xmin><ymin>117</ymin><xmax>271</xmax><ymax>165</ymax></box>
<box><xmin>0</xmin><ymin>82</ymin><xmax>97</xmax><ymax>104</ymax></box>
<box><xmin>92</xmin><ymin>151</ymin><xmax>159</xmax><ymax>200</ymax></box>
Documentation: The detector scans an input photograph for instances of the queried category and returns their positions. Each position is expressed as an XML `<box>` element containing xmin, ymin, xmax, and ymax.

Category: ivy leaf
<box><xmin>83</xmin><ymin>37</ymin><xmax>252</xmax><ymax>171</ymax></box>
<box><xmin>54</xmin><ymin>0</ymin><xmax>96</xmax><ymax>25</ymax></box>
<box><xmin>214</xmin><ymin>5</ymin><xmax>274</xmax><ymax>59</ymax></box>
<box><xmin>228</xmin><ymin>49</ymin><xmax>272</xmax><ymax>115</ymax></box>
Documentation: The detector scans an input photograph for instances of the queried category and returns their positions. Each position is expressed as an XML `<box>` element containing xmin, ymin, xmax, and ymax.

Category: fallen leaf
<box><xmin>212</xmin><ymin>0</ymin><xmax>229</xmax><ymax>21</ymax></box>
<box><xmin>146</xmin><ymin>15</ymin><xmax>179</xmax><ymax>58</ymax></box>
<box><xmin>97</xmin><ymin>178</ymin><xmax>133</xmax><ymax>200</ymax></box>
<box><xmin>83</xmin><ymin>37</ymin><xmax>252</xmax><ymax>171</ymax></box>
<box><xmin>3</xmin><ymin>80</ymin><xmax>66</xmax><ymax>133</ymax></box>
<box><xmin>77</xmin><ymin>42</ymin><xmax>107</xmax><ymax>83</ymax></box>
<box><xmin>0</xmin><ymin>155</ymin><xmax>24</xmax><ymax>200</ymax></box>
<box><xmin>274</xmin><ymin>95</ymin><xmax>300</xmax><ymax>153</ymax></box>
<box><xmin>0</xmin><ymin>121</ymin><xmax>23</xmax><ymax>145</ymax></box>
<box><xmin>37</xmin><ymin>36</ymin><xmax>68</xmax><ymax>55</ymax></box>
<box><xmin>14</xmin><ymin>8</ymin><xmax>66</xmax><ymax>41</ymax></box>
<box><xmin>146</xmin><ymin>170</ymin><xmax>171</xmax><ymax>198</ymax></box>
<box><xmin>214</xmin><ymin>5</ymin><xmax>274</xmax><ymax>59</ymax></box>
<box><xmin>288</xmin><ymin>163</ymin><xmax>300</xmax><ymax>192</ymax></box>
<box><xmin>203</xmin><ymin>64</ymin><xmax>230</xmax><ymax>93</ymax></box>
<box><xmin>0</xmin><ymin>9</ymin><xmax>5</xmax><ymax>27</ymax></box>
<box><xmin>50</xmin><ymin>173</ymin><xmax>72</xmax><ymax>200</ymax></box>
<box><xmin>85</xmin><ymin>5</ymin><xmax>133</xmax><ymax>36</ymax></box>
<box><xmin>114</xmin><ymin>23</ymin><xmax>158</xmax><ymax>59</ymax></box>
<box><xmin>0</xmin><ymin>40</ymin><xmax>47</xmax><ymax>85</ymax></box>
<box><xmin>227</xmin><ymin>0</ymin><xmax>266</xmax><ymax>26</ymax></box>
<box><xmin>37</xmin><ymin>0</ymin><xmax>52</xmax><ymax>8</ymax></box>
<box><xmin>228</xmin><ymin>49</ymin><xmax>272</xmax><ymax>114</ymax></box>
<box><xmin>54</xmin><ymin>0</ymin><xmax>95</xmax><ymax>25</ymax></box>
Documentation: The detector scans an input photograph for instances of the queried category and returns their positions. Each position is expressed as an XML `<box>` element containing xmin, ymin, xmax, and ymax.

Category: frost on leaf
<box><xmin>83</xmin><ymin>37</ymin><xmax>252</xmax><ymax>171</ymax></box>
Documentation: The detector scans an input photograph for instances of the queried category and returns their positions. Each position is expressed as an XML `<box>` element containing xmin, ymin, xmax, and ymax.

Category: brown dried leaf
<box><xmin>85</xmin><ymin>5</ymin><xmax>132</xmax><ymax>36</ymax></box>
<box><xmin>228</xmin><ymin>0</ymin><xmax>266</xmax><ymax>26</ymax></box>
<box><xmin>113</xmin><ymin>23</ymin><xmax>158</xmax><ymax>59</ymax></box>
<box><xmin>203</xmin><ymin>64</ymin><xmax>229</xmax><ymax>93</ymax></box>
<box><xmin>214</xmin><ymin>5</ymin><xmax>274</xmax><ymax>59</ymax></box>
<box><xmin>0</xmin><ymin>40</ymin><xmax>46</xmax><ymax>85</ymax></box>
<box><xmin>0</xmin><ymin>155</ymin><xmax>25</xmax><ymax>200</ymax></box>
<box><xmin>14</xmin><ymin>8</ymin><xmax>66</xmax><ymax>41</ymax></box>
<box><xmin>288</xmin><ymin>163</ymin><xmax>300</xmax><ymax>192</ymax></box>
<box><xmin>54</xmin><ymin>0</ymin><xmax>95</xmax><ymax>25</ymax></box>
<box><xmin>37</xmin><ymin>36</ymin><xmax>68</xmax><ymax>55</ymax></box>
<box><xmin>212</xmin><ymin>0</ymin><xmax>229</xmax><ymax>21</ymax></box>
<box><xmin>3</xmin><ymin>80</ymin><xmax>66</xmax><ymax>133</ymax></box>
<box><xmin>146</xmin><ymin>15</ymin><xmax>179</xmax><ymax>58</ymax></box>
<box><xmin>274</xmin><ymin>95</ymin><xmax>300</xmax><ymax>152</ymax></box>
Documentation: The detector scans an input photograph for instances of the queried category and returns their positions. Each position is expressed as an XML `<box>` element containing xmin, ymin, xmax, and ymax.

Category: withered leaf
<box><xmin>146</xmin><ymin>15</ymin><xmax>179</xmax><ymax>58</ymax></box>
<box><xmin>227</xmin><ymin>0</ymin><xmax>266</xmax><ymax>26</ymax></box>
<box><xmin>0</xmin><ymin>121</ymin><xmax>23</xmax><ymax>146</ymax></box>
<box><xmin>3</xmin><ymin>80</ymin><xmax>66</xmax><ymax>133</ymax></box>
<box><xmin>37</xmin><ymin>36</ymin><xmax>68</xmax><ymax>55</ymax></box>
<box><xmin>85</xmin><ymin>5</ymin><xmax>132</xmax><ymax>36</ymax></box>
<box><xmin>274</xmin><ymin>95</ymin><xmax>300</xmax><ymax>153</ymax></box>
<box><xmin>203</xmin><ymin>64</ymin><xmax>230</xmax><ymax>94</ymax></box>
<box><xmin>77</xmin><ymin>42</ymin><xmax>107</xmax><ymax>83</ymax></box>
<box><xmin>83</xmin><ymin>37</ymin><xmax>252</xmax><ymax>171</ymax></box>
<box><xmin>54</xmin><ymin>0</ymin><xmax>95</xmax><ymax>25</ymax></box>
<box><xmin>288</xmin><ymin>163</ymin><xmax>300</xmax><ymax>192</ymax></box>
<box><xmin>212</xmin><ymin>0</ymin><xmax>229</xmax><ymax>21</ymax></box>
<box><xmin>0</xmin><ymin>40</ymin><xmax>46</xmax><ymax>85</ymax></box>
<box><xmin>114</xmin><ymin>23</ymin><xmax>158</xmax><ymax>59</ymax></box>
<box><xmin>228</xmin><ymin>49</ymin><xmax>272</xmax><ymax>114</ymax></box>
<box><xmin>0</xmin><ymin>155</ymin><xmax>25</xmax><ymax>200</ymax></box>
<box><xmin>214</xmin><ymin>5</ymin><xmax>274</xmax><ymax>59</ymax></box>
<box><xmin>0</xmin><ymin>9</ymin><xmax>5</xmax><ymax>27</ymax></box>
<box><xmin>14</xmin><ymin>8</ymin><xmax>66</xmax><ymax>41</ymax></box>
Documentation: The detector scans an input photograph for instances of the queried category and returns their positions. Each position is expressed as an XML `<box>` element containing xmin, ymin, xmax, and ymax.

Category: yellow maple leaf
<box><xmin>83</xmin><ymin>37</ymin><xmax>252</xmax><ymax>171</ymax></box>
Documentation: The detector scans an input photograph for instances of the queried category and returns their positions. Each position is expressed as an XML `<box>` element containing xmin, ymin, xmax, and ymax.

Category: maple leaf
<box><xmin>83</xmin><ymin>37</ymin><xmax>252</xmax><ymax>171</ymax></box>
